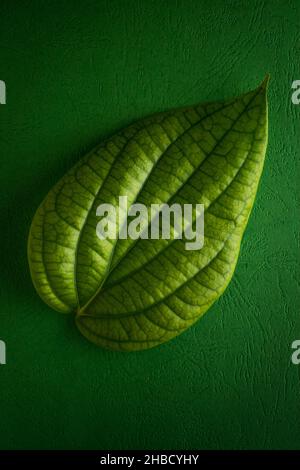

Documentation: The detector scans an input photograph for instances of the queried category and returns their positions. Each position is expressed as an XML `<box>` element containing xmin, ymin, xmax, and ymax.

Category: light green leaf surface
<box><xmin>28</xmin><ymin>78</ymin><xmax>269</xmax><ymax>351</ymax></box>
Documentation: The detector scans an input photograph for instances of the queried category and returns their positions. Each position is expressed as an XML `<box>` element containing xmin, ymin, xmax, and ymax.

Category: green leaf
<box><xmin>28</xmin><ymin>78</ymin><xmax>269</xmax><ymax>351</ymax></box>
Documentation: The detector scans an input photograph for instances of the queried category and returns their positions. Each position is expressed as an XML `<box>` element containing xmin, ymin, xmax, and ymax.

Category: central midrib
<box><xmin>78</xmin><ymin>86</ymin><xmax>263</xmax><ymax>314</ymax></box>
<box><xmin>101</xmin><ymin>89</ymin><xmax>261</xmax><ymax>289</ymax></box>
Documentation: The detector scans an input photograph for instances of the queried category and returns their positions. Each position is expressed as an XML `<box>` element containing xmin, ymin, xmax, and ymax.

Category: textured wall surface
<box><xmin>0</xmin><ymin>0</ymin><xmax>299</xmax><ymax>450</ymax></box>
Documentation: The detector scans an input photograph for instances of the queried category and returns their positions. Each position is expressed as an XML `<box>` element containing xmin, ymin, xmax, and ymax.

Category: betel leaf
<box><xmin>28</xmin><ymin>78</ymin><xmax>269</xmax><ymax>351</ymax></box>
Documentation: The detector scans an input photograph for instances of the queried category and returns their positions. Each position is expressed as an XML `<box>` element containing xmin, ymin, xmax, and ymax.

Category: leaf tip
<box><xmin>259</xmin><ymin>74</ymin><xmax>270</xmax><ymax>91</ymax></box>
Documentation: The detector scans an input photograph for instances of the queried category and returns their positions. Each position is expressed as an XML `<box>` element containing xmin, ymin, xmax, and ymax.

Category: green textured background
<box><xmin>0</xmin><ymin>0</ymin><xmax>299</xmax><ymax>450</ymax></box>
